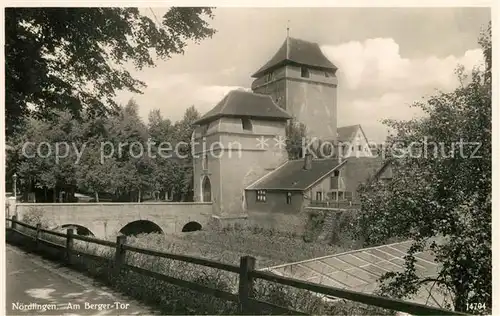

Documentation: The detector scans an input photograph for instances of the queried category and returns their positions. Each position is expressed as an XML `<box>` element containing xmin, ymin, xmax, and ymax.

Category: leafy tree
<box><xmin>15</xmin><ymin>110</ymin><xmax>83</xmax><ymax>201</ymax></box>
<box><xmin>169</xmin><ymin>106</ymin><xmax>200</xmax><ymax>201</ymax></box>
<box><xmin>148</xmin><ymin>109</ymin><xmax>174</xmax><ymax>144</ymax></box>
<box><xmin>357</xmin><ymin>23</ymin><xmax>491</xmax><ymax>313</ymax></box>
<box><xmin>5</xmin><ymin>7</ymin><xmax>216</xmax><ymax>137</ymax></box>
<box><xmin>106</xmin><ymin>99</ymin><xmax>153</xmax><ymax>201</ymax></box>
<box><xmin>286</xmin><ymin>119</ymin><xmax>307</xmax><ymax>160</ymax></box>
<box><xmin>75</xmin><ymin>114</ymin><xmax>117</xmax><ymax>202</ymax></box>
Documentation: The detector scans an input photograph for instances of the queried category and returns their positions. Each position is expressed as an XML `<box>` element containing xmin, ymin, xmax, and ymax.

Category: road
<box><xmin>5</xmin><ymin>244</ymin><xmax>157</xmax><ymax>315</ymax></box>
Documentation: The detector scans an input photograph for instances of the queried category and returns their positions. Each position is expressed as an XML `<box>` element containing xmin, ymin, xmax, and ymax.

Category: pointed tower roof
<box><xmin>251</xmin><ymin>37</ymin><xmax>338</xmax><ymax>78</ymax></box>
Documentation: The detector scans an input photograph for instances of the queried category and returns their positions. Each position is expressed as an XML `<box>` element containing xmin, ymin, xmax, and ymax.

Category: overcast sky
<box><xmin>115</xmin><ymin>7</ymin><xmax>490</xmax><ymax>142</ymax></box>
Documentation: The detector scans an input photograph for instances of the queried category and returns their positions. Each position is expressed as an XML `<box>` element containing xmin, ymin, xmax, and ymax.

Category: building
<box><xmin>245</xmin><ymin>154</ymin><xmax>384</xmax><ymax>213</ymax></box>
<box><xmin>251</xmin><ymin>37</ymin><xmax>338</xmax><ymax>140</ymax></box>
<box><xmin>192</xmin><ymin>90</ymin><xmax>291</xmax><ymax>216</ymax></box>
<box><xmin>193</xmin><ymin>36</ymin><xmax>389</xmax><ymax>217</ymax></box>
<box><xmin>337</xmin><ymin>124</ymin><xmax>373</xmax><ymax>158</ymax></box>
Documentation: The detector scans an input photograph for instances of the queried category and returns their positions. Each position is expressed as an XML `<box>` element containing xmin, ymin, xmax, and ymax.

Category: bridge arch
<box><xmin>57</xmin><ymin>224</ymin><xmax>95</xmax><ymax>236</ymax></box>
<box><xmin>182</xmin><ymin>221</ymin><xmax>202</xmax><ymax>232</ymax></box>
<box><xmin>119</xmin><ymin>220</ymin><xmax>163</xmax><ymax>236</ymax></box>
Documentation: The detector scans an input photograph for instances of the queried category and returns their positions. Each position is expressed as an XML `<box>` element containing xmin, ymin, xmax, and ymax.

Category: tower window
<box><xmin>242</xmin><ymin>118</ymin><xmax>253</xmax><ymax>131</ymax></box>
<box><xmin>301</xmin><ymin>67</ymin><xmax>310</xmax><ymax>78</ymax></box>
<box><xmin>266</xmin><ymin>71</ymin><xmax>275</xmax><ymax>82</ymax></box>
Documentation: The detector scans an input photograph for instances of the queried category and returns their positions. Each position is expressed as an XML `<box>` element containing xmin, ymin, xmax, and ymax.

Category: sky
<box><xmin>114</xmin><ymin>7</ymin><xmax>491</xmax><ymax>142</ymax></box>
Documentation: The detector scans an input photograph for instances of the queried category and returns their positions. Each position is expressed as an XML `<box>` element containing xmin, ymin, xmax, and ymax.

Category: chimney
<box><xmin>303</xmin><ymin>152</ymin><xmax>313</xmax><ymax>170</ymax></box>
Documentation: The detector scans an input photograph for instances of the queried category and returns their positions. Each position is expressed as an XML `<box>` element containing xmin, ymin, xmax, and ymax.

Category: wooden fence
<box><xmin>308</xmin><ymin>200</ymin><xmax>361</xmax><ymax>209</ymax></box>
<box><xmin>5</xmin><ymin>215</ymin><xmax>465</xmax><ymax>316</ymax></box>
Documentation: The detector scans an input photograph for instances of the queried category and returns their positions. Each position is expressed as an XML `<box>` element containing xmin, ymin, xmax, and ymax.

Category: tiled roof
<box><xmin>252</xmin><ymin>37</ymin><xmax>338</xmax><ymax>78</ymax></box>
<box><xmin>337</xmin><ymin>125</ymin><xmax>360</xmax><ymax>143</ymax></box>
<box><xmin>261</xmin><ymin>240</ymin><xmax>453</xmax><ymax>308</ymax></box>
<box><xmin>246</xmin><ymin>158</ymin><xmax>345</xmax><ymax>191</ymax></box>
<box><xmin>194</xmin><ymin>90</ymin><xmax>291</xmax><ymax>125</ymax></box>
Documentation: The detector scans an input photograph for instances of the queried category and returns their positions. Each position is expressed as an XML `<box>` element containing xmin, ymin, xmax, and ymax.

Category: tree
<box><xmin>106</xmin><ymin>99</ymin><xmax>153</xmax><ymax>201</ymax></box>
<box><xmin>75</xmin><ymin>113</ymin><xmax>117</xmax><ymax>202</ymax></box>
<box><xmin>286</xmin><ymin>119</ymin><xmax>307</xmax><ymax>160</ymax></box>
<box><xmin>5</xmin><ymin>7</ymin><xmax>216</xmax><ymax>137</ymax></box>
<box><xmin>15</xmin><ymin>110</ymin><xmax>83</xmax><ymax>202</ymax></box>
<box><xmin>357</xmin><ymin>23</ymin><xmax>491</xmax><ymax>313</ymax></box>
<box><xmin>170</xmin><ymin>106</ymin><xmax>201</xmax><ymax>201</ymax></box>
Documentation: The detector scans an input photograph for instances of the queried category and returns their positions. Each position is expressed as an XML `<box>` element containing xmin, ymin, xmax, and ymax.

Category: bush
<box><xmin>330</xmin><ymin>209</ymin><xmax>365</xmax><ymax>248</ymax></box>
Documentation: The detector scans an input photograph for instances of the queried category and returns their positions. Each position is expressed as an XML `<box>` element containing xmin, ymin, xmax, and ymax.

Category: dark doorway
<box><xmin>119</xmin><ymin>220</ymin><xmax>163</xmax><ymax>236</ymax></box>
<box><xmin>61</xmin><ymin>224</ymin><xmax>95</xmax><ymax>236</ymax></box>
<box><xmin>182</xmin><ymin>221</ymin><xmax>202</xmax><ymax>232</ymax></box>
<box><xmin>202</xmin><ymin>176</ymin><xmax>212</xmax><ymax>202</ymax></box>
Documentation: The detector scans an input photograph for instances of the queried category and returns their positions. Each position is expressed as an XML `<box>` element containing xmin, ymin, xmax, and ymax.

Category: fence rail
<box><xmin>5</xmin><ymin>215</ymin><xmax>465</xmax><ymax>316</ymax></box>
<box><xmin>308</xmin><ymin>200</ymin><xmax>361</xmax><ymax>209</ymax></box>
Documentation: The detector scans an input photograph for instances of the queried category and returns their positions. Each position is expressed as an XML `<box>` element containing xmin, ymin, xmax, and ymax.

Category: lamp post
<box><xmin>12</xmin><ymin>173</ymin><xmax>18</xmax><ymax>199</ymax></box>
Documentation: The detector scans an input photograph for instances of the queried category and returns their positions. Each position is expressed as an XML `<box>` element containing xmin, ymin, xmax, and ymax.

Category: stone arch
<box><xmin>182</xmin><ymin>221</ymin><xmax>202</xmax><ymax>232</ymax></box>
<box><xmin>119</xmin><ymin>220</ymin><xmax>163</xmax><ymax>236</ymax></box>
<box><xmin>59</xmin><ymin>224</ymin><xmax>95</xmax><ymax>236</ymax></box>
<box><xmin>201</xmin><ymin>176</ymin><xmax>212</xmax><ymax>202</ymax></box>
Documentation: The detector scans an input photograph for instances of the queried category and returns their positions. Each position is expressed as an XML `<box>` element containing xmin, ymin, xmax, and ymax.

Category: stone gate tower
<box><xmin>192</xmin><ymin>90</ymin><xmax>291</xmax><ymax>216</ymax></box>
<box><xmin>251</xmin><ymin>37</ymin><xmax>338</xmax><ymax>141</ymax></box>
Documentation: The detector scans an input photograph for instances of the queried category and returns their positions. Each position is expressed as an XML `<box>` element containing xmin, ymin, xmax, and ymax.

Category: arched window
<box><xmin>202</xmin><ymin>176</ymin><xmax>212</xmax><ymax>202</ymax></box>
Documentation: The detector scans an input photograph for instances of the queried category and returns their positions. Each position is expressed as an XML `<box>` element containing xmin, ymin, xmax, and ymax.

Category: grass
<box><xmin>6</xmin><ymin>216</ymin><xmax>394</xmax><ymax>315</ymax></box>
<box><xmin>175</xmin><ymin>229</ymin><xmax>350</xmax><ymax>268</ymax></box>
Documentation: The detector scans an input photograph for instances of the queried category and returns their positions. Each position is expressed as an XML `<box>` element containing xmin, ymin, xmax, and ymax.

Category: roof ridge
<box><xmin>286</xmin><ymin>36</ymin><xmax>290</xmax><ymax>60</ymax></box>
<box><xmin>245</xmin><ymin>159</ymin><xmax>290</xmax><ymax>190</ymax></box>
<box><xmin>219</xmin><ymin>91</ymin><xmax>233</xmax><ymax>114</ymax></box>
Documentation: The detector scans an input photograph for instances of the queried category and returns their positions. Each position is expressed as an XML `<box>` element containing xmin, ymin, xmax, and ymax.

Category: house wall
<box><xmin>244</xmin><ymin>190</ymin><xmax>307</xmax><ymax>234</ymax></box>
<box><xmin>245</xmin><ymin>190</ymin><xmax>304</xmax><ymax>213</ymax></box>
<box><xmin>342</xmin><ymin>157</ymin><xmax>384</xmax><ymax>200</ymax></box>
<box><xmin>308</xmin><ymin>172</ymin><xmax>346</xmax><ymax>201</ymax></box>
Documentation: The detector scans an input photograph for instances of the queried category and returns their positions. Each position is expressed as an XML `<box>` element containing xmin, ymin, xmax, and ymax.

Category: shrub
<box><xmin>303</xmin><ymin>210</ymin><xmax>325</xmax><ymax>242</ymax></box>
<box><xmin>330</xmin><ymin>209</ymin><xmax>365</xmax><ymax>248</ymax></box>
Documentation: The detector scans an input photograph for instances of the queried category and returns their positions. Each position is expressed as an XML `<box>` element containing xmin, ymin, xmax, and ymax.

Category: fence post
<box><xmin>113</xmin><ymin>235</ymin><xmax>127</xmax><ymax>279</ymax></box>
<box><xmin>66</xmin><ymin>229</ymin><xmax>74</xmax><ymax>265</ymax></box>
<box><xmin>35</xmin><ymin>223</ymin><xmax>41</xmax><ymax>249</ymax></box>
<box><xmin>238</xmin><ymin>255</ymin><xmax>256</xmax><ymax>314</ymax></box>
<box><xmin>11</xmin><ymin>215</ymin><xmax>17</xmax><ymax>230</ymax></box>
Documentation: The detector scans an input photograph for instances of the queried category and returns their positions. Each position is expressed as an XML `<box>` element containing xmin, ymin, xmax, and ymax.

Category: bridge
<box><xmin>11</xmin><ymin>202</ymin><xmax>213</xmax><ymax>238</ymax></box>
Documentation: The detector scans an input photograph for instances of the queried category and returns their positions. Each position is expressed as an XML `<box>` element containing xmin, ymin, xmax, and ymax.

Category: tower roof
<box><xmin>251</xmin><ymin>37</ymin><xmax>338</xmax><ymax>78</ymax></box>
<box><xmin>194</xmin><ymin>89</ymin><xmax>291</xmax><ymax>125</ymax></box>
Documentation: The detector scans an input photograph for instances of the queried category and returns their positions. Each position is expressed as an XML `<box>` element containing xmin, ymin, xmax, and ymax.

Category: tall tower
<box><xmin>251</xmin><ymin>37</ymin><xmax>338</xmax><ymax>142</ymax></box>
